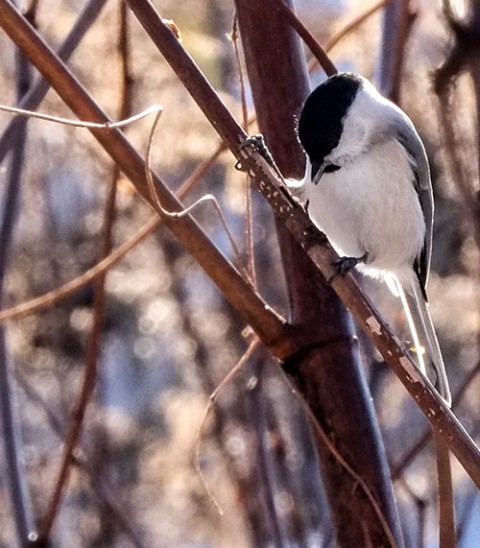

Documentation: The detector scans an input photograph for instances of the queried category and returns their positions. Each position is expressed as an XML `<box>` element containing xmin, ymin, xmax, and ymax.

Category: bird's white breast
<box><xmin>304</xmin><ymin>138</ymin><xmax>426</xmax><ymax>281</ymax></box>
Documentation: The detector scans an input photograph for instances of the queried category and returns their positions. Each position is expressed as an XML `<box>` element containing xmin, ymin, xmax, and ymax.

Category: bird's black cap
<box><xmin>298</xmin><ymin>73</ymin><xmax>362</xmax><ymax>163</ymax></box>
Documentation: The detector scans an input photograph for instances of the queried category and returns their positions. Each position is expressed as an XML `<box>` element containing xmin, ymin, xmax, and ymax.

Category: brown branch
<box><xmin>377</xmin><ymin>0</ymin><xmax>417</xmax><ymax>101</ymax></box>
<box><xmin>234</xmin><ymin>1</ymin><xmax>401</xmax><ymax>545</ymax></box>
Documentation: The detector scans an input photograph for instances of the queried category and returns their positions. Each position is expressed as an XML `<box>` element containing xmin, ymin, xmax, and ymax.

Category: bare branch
<box><xmin>0</xmin><ymin>0</ymin><xmax>294</xmax><ymax>362</ymax></box>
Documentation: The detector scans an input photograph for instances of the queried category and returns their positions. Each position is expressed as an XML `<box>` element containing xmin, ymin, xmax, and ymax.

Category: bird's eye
<box><xmin>324</xmin><ymin>164</ymin><xmax>341</xmax><ymax>173</ymax></box>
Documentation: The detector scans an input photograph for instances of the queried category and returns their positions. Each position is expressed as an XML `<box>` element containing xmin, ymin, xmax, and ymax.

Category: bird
<box><xmin>294</xmin><ymin>72</ymin><xmax>451</xmax><ymax>406</ymax></box>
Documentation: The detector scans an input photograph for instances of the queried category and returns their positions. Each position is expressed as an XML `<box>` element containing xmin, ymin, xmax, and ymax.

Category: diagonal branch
<box><xmin>0</xmin><ymin>0</ymin><xmax>294</xmax><ymax>362</ymax></box>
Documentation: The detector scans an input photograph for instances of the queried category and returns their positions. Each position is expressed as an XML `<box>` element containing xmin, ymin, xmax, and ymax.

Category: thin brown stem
<box><xmin>39</xmin><ymin>8</ymin><xmax>131</xmax><ymax>539</ymax></box>
<box><xmin>272</xmin><ymin>0</ymin><xmax>337</xmax><ymax>76</ymax></box>
<box><xmin>231</xmin><ymin>17</ymin><xmax>257</xmax><ymax>287</ymax></box>
<box><xmin>325</xmin><ymin>0</ymin><xmax>390</xmax><ymax>53</ymax></box>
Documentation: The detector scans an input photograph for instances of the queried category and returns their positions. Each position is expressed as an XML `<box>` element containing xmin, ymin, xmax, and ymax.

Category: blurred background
<box><xmin>0</xmin><ymin>0</ymin><xmax>479</xmax><ymax>546</ymax></box>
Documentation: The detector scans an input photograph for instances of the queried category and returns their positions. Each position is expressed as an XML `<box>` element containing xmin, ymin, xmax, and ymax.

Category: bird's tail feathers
<box><xmin>394</xmin><ymin>275</ymin><xmax>451</xmax><ymax>407</ymax></box>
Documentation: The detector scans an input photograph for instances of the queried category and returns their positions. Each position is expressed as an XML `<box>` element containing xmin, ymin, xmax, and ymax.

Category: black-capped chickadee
<box><xmin>294</xmin><ymin>72</ymin><xmax>451</xmax><ymax>406</ymax></box>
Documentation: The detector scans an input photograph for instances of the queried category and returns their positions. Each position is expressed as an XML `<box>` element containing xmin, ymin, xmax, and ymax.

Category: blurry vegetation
<box><xmin>0</xmin><ymin>0</ymin><xmax>479</xmax><ymax>546</ymax></box>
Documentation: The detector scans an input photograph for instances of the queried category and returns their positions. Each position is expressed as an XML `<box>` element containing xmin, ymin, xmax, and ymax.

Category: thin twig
<box><xmin>195</xmin><ymin>337</ymin><xmax>260</xmax><ymax>515</ymax></box>
<box><xmin>39</xmin><ymin>11</ymin><xmax>133</xmax><ymax>538</ymax></box>
<box><xmin>144</xmin><ymin>110</ymin><xmax>251</xmax><ymax>283</ymax></box>
<box><xmin>231</xmin><ymin>16</ymin><xmax>257</xmax><ymax>287</ymax></box>
<box><xmin>272</xmin><ymin>0</ymin><xmax>337</xmax><ymax>76</ymax></box>
<box><xmin>325</xmin><ymin>0</ymin><xmax>390</xmax><ymax>53</ymax></box>
<box><xmin>0</xmin><ymin>102</ymin><xmax>163</xmax><ymax>129</ymax></box>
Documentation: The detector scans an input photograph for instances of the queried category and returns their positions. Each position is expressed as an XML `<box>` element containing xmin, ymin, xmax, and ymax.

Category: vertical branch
<box><xmin>0</xmin><ymin>3</ymin><xmax>35</xmax><ymax>544</ymax></box>
<box><xmin>38</xmin><ymin>4</ymin><xmax>132</xmax><ymax>542</ymax></box>
<box><xmin>246</xmin><ymin>358</ymin><xmax>286</xmax><ymax>547</ymax></box>
<box><xmin>231</xmin><ymin>18</ymin><xmax>257</xmax><ymax>287</ymax></box>
<box><xmin>233</xmin><ymin>1</ymin><xmax>403</xmax><ymax>546</ymax></box>
<box><xmin>376</xmin><ymin>0</ymin><xmax>416</xmax><ymax>100</ymax></box>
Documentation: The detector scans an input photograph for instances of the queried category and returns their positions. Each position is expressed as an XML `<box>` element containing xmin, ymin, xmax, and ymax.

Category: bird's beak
<box><xmin>311</xmin><ymin>160</ymin><xmax>326</xmax><ymax>186</ymax></box>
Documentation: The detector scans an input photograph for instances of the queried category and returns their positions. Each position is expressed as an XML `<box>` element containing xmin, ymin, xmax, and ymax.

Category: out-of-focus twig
<box><xmin>40</xmin><ymin>5</ymin><xmax>137</xmax><ymax>538</ymax></box>
<box><xmin>376</xmin><ymin>0</ymin><xmax>417</xmax><ymax>101</ymax></box>
<box><xmin>15</xmin><ymin>373</ymin><xmax>144</xmax><ymax>548</ymax></box>
<box><xmin>0</xmin><ymin>3</ymin><xmax>35</xmax><ymax>543</ymax></box>
<box><xmin>195</xmin><ymin>337</ymin><xmax>260</xmax><ymax>516</ymax></box>
<box><xmin>272</xmin><ymin>0</ymin><xmax>337</xmax><ymax>76</ymax></box>
<box><xmin>38</xmin><ymin>6</ymin><xmax>133</xmax><ymax>540</ymax></box>
<box><xmin>0</xmin><ymin>0</ymin><xmax>109</xmax><ymax>164</ymax></box>
<box><xmin>325</xmin><ymin>0</ymin><xmax>389</xmax><ymax>53</ymax></box>
<box><xmin>0</xmin><ymin>215</ymin><xmax>160</xmax><ymax>324</ymax></box>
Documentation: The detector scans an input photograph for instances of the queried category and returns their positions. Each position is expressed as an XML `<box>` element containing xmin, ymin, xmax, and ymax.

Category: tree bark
<box><xmin>234</xmin><ymin>1</ymin><xmax>404</xmax><ymax>546</ymax></box>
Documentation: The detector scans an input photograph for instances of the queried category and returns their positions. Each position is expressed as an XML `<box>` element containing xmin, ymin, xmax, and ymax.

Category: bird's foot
<box><xmin>235</xmin><ymin>134</ymin><xmax>275</xmax><ymax>171</ymax></box>
<box><xmin>327</xmin><ymin>253</ymin><xmax>368</xmax><ymax>283</ymax></box>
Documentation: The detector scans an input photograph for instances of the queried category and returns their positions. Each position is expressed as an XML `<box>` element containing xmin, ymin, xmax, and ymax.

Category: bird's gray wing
<box><xmin>395</xmin><ymin>116</ymin><xmax>433</xmax><ymax>296</ymax></box>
